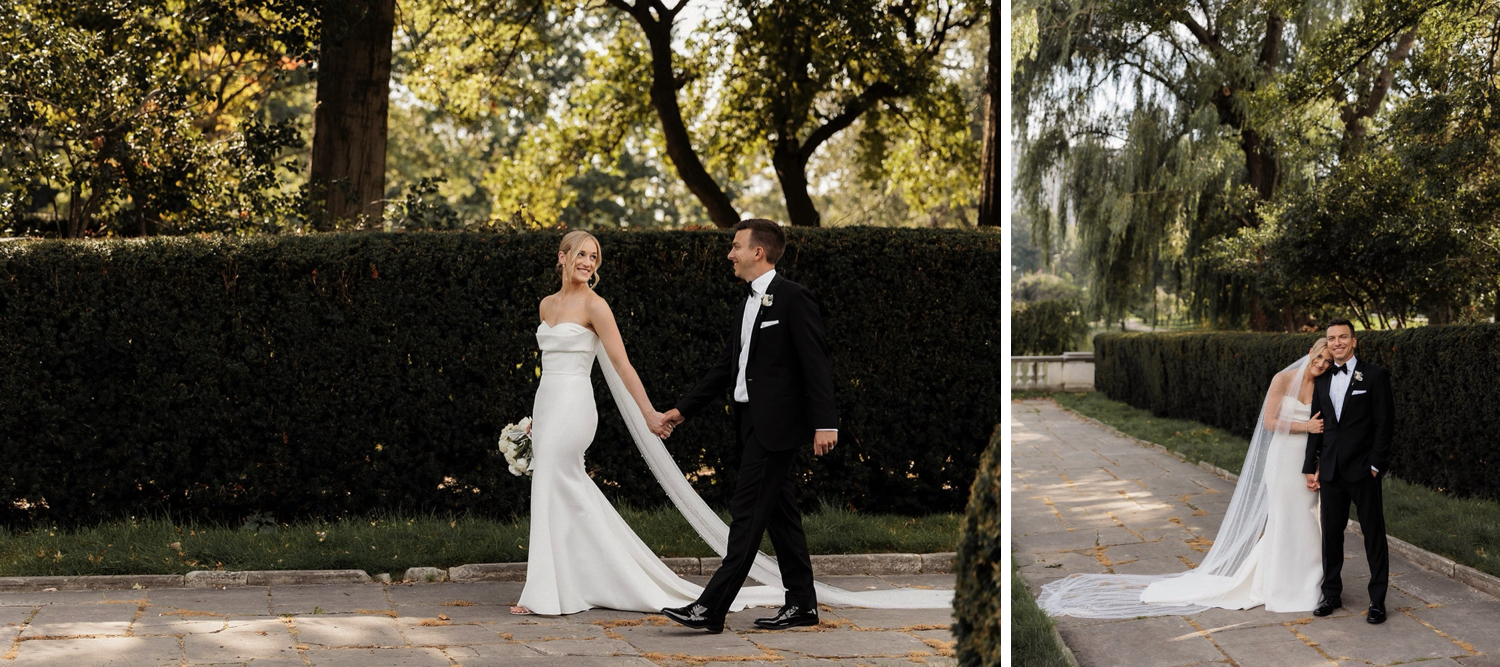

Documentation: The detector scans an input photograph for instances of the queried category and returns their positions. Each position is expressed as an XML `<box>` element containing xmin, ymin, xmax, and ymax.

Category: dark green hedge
<box><xmin>0</xmin><ymin>229</ymin><xmax>1002</xmax><ymax>527</ymax></box>
<box><xmin>953</xmin><ymin>425</ymin><xmax>1003</xmax><ymax>665</ymax></box>
<box><xmin>1095</xmin><ymin>325</ymin><xmax>1500</xmax><ymax>501</ymax></box>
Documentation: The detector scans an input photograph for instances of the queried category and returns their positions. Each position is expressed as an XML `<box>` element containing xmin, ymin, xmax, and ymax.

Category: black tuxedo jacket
<box><xmin>675</xmin><ymin>273</ymin><xmax>838</xmax><ymax>451</ymax></box>
<box><xmin>1301</xmin><ymin>358</ymin><xmax>1395</xmax><ymax>483</ymax></box>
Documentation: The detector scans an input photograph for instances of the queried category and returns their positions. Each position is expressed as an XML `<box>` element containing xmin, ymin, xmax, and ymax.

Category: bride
<box><xmin>511</xmin><ymin>231</ymin><xmax>950</xmax><ymax>615</ymax></box>
<box><xmin>1037</xmin><ymin>339</ymin><xmax>1334</xmax><ymax>618</ymax></box>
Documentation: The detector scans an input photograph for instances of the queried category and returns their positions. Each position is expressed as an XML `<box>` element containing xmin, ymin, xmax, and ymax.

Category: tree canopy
<box><xmin>1013</xmin><ymin>0</ymin><xmax>1499</xmax><ymax>328</ymax></box>
<box><xmin>1</xmin><ymin>0</ymin><xmax>993</xmax><ymax>236</ymax></box>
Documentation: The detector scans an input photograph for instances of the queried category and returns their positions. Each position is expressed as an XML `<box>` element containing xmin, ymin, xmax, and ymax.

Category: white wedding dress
<box><xmin>517</xmin><ymin>322</ymin><xmax>951</xmax><ymax>614</ymax></box>
<box><xmin>1037</xmin><ymin>357</ymin><xmax>1323</xmax><ymax>618</ymax></box>
<box><xmin>1139</xmin><ymin>396</ymin><xmax>1321</xmax><ymax>612</ymax></box>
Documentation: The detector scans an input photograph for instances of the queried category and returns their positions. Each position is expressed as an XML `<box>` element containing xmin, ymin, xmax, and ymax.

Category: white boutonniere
<box><xmin>1354</xmin><ymin>370</ymin><xmax>1364</xmax><ymax>382</ymax></box>
<box><xmin>761</xmin><ymin>293</ymin><xmax>774</xmax><ymax>307</ymax></box>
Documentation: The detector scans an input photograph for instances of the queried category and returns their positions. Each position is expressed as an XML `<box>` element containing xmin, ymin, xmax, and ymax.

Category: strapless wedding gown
<box><xmin>1140</xmin><ymin>396</ymin><xmax>1322</xmax><ymax>612</ymax></box>
<box><xmin>518</xmin><ymin>322</ymin><xmax>786</xmax><ymax>615</ymax></box>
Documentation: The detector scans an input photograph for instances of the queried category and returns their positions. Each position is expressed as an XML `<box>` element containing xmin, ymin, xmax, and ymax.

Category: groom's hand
<box><xmin>813</xmin><ymin>431</ymin><xmax>837</xmax><ymax>456</ymax></box>
<box><xmin>1305</xmin><ymin>473</ymin><xmax>1320</xmax><ymax>492</ymax></box>
<box><xmin>654</xmin><ymin>409</ymin><xmax>684</xmax><ymax>438</ymax></box>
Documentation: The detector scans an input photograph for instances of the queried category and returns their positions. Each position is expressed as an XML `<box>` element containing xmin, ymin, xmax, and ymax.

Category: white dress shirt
<box><xmin>734</xmin><ymin>270</ymin><xmax>778</xmax><ymax>403</ymax></box>
<box><xmin>1329</xmin><ymin>356</ymin><xmax>1356</xmax><ymax>421</ymax></box>
<box><xmin>1329</xmin><ymin>355</ymin><xmax>1377</xmax><ymax>474</ymax></box>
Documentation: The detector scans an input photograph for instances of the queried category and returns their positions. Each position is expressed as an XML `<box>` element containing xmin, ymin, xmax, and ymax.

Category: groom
<box><xmin>653</xmin><ymin>218</ymin><xmax>838</xmax><ymax>634</ymax></box>
<box><xmin>1303</xmin><ymin>318</ymin><xmax>1395</xmax><ymax>624</ymax></box>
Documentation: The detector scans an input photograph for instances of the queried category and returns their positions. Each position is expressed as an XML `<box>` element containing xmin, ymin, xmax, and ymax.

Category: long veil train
<box><xmin>594</xmin><ymin>340</ymin><xmax>954</xmax><ymax>609</ymax></box>
<box><xmin>1033</xmin><ymin>356</ymin><xmax>1311</xmax><ymax>618</ymax></box>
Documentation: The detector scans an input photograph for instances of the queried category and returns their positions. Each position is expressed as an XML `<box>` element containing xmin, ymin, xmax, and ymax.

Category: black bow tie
<box><xmin>745</xmin><ymin>283</ymin><xmax>757</xmax><ymax>297</ymax></box>
<box><xmin>1332</xmin><ymin>364</ymin><xmax>1348</xmax><ymax>375</ymax></box>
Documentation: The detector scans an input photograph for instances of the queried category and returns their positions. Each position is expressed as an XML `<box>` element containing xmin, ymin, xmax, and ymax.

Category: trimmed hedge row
<box><xmin>952</xmin><ymin>425</ymin><xmax>1003</xmax><ymax>665</ymax></box>
<box><xmin>0</xmin><ymin>229</ymin><xmax>1002</xmax><ymax>527</ymax></box>
<box><xmin>1094</xmin><ymin>325</ymin><xmax>1500</xmax><ymax>501</ymax></box>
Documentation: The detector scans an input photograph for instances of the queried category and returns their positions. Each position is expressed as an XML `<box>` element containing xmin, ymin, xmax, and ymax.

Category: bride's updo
<box><xmin>556</xmin><ymin>230</ymin><xmax>602</xmax><ymax>288</ymax></box>
<box><xmin>1308</xmin><ymin>337</ymin><xmax>1328</xmax><ymax>361</ymax></box>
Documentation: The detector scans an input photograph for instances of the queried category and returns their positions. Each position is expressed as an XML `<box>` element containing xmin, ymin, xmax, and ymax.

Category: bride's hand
<box><xmin>645</xmin><ymin>410</ymin><xmax>671</xmax><ymax>438</ymax></box>
<box><xmin>1305</xmin><ymin>411</ymin><xmax>1323</xmax><ymax>434</ymax></box>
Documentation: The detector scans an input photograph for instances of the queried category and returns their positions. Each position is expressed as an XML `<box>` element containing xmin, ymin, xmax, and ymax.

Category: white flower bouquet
<box><xmin>499</xmin><ymin>417</ymin><xmax>534</xmax><ymax>477</ymax></box>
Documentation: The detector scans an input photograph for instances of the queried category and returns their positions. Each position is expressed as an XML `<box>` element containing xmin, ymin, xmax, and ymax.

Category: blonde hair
<box><xmin>556</xmin><ymin>230</ymin><xmax>602</xmax><ymax>288</ymax></box>
<box><xmin>1308</xmin><ymin>337</ymin><xmax>1328</xmax><ymax>361</ymax></box>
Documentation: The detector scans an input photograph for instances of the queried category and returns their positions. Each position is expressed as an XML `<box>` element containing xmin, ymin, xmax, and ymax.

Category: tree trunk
<box><xmin>1337</xmin><ymin>30</ymin><xmax>1418</xmax><ymax>159</ymax></box>
<box><xmin>308</xmin><ymin>0</ymin><xmax>396</xmax><ymax>229</ymax></box>
<box><xmin>771</xmin><ymin>142</ymin><xmax>820</xmax><ymax>227</ymax></box>
<box><xmin>634</xmin><ymin>13</ymin><xmax>740</xmax><ymax>228</ymax></box>
<box><xmin>977</xmin><ymin>0</ymin><xmax>1001</xmax><ymax>227</ymax></box>
<box><xmin>1241</xmin><ymin>128</ymin><xmax>1280</xmax><ymax>202</ymax></box>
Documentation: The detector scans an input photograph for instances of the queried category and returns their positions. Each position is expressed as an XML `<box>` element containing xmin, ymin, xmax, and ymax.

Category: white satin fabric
<box><xmin>1037</xmin><ymin>357</ymin><xmax>1322</xmax><ymax>618</ymax></box>
<box><xmin>1139</xmin><ymin>396</ymin><xmax>1321</xmax><ymax>612</ymax></box>
<box><xmin>515</xmin><ymin>321</ymin><xmax>953</xmax><ymax>614</ymax></box>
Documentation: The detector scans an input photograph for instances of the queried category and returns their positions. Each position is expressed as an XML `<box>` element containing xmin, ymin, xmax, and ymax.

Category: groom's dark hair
<box><xmin>1325</xmin><ymin>317</ymin><xmax>1355</xmax><ymax>336</ymax></box>
<box><xmin>734</xmin><ymin>218</ymin><xmax>786</xmax><ymax>264</ymax></box>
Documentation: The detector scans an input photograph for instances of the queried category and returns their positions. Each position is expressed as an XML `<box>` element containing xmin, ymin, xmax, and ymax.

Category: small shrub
<box><xmin>952</xmin><ymin>426</ymin><xmax>1003</xmax><ymax>665</ymax></box>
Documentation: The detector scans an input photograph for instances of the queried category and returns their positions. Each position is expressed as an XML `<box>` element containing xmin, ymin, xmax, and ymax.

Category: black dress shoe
<box><xmin>1366</xmin><ymin>605</ymin><xmax>1387</xmax><ymax>624</ymax></box>
<box><xmin>753</xmin><ymin>605</ymin><xmax>819</xmax><ymax>630</ymax></box>
<box><xmin>1313</xmin><ymin>599</ymin><xmax>1342</xmax><ymax>617</ymax></box>
<box><xmin>660</xmin><ymin>604</ymin><xmax>723</xmax><ymax>634</ymax></box>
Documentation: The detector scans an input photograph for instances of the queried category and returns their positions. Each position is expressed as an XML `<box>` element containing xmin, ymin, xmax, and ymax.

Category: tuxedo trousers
<box><xmin>1319</xmin><ymin>473</ymin><xmax>1388</xmax><ymax>607</ymax></box>
<box><xmin>695</xmin><ymin>405</ymin><xmax>817</xmax><ymax>618</ymax></box>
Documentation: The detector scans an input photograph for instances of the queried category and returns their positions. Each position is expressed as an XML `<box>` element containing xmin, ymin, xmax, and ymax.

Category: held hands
<box><xmin>649</xmin><ymin>408</ymin><xmax>684</xmax><ymax>438</ymax></box>
<box><xmin>814</xmin><ymin>431</ymin><xmax>838</xmax><ymax>456</ymax></box>
<box><xmin>645</xmin><ymin>410</ymin><xmax>667</xmax><ymax>437</ymax></box>
<box><xmin>1305</xmin><ymin>473</ymin><xmax>1320</xmax><ymax>492</ymax></box>
<box><xmin>1305</xmin><ymin>411</ymin><xmax>1323</xmax><ymax>434</ymax></box>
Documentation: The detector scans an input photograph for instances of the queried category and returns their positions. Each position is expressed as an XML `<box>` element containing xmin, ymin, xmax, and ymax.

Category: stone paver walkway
<box><xmin>1013</xmin><ymin>399</ymin><xmax>1500</xmax><ymax>667</ymax></box>
<box><xmin>0</xmin><ymin>574</ymin><xmax>955</xmax><ymax>666</ymax></box>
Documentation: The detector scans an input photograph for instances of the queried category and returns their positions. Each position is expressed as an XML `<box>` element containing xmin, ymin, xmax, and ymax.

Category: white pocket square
<box><xmin>760</xmin><ymin>320</ymin><xmax>780</xmax><ymax>328</ymax></box>
<box><xmin>1352</xmin><ymin>390</ymin><xmax>1367</xmax><ymax>395</ymax></box>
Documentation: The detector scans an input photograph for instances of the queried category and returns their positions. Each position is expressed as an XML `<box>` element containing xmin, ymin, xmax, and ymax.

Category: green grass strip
<box><xmin>0</xmin><ymin>505</ymin><xmax>959</xmax><ymax>578</ymax></box>
<box><xmin>1043</xmin><ymin>392</ymin><xmax>1500</xmax><ymax>578</ymax></box>
<box><xmin>1010</xmin><ymin>556</ymin><xmax>1074</xmax><ymax>667</ymax></box>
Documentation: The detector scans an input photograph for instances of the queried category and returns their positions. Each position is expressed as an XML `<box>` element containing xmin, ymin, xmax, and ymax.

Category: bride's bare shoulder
<box><xmin>583</xmin><ymin>291</ymin><xmax>613</xmax><ymax>317</ymax></box>
<box><xmin>538</xmin><ymin>293</ymin><xmax>560</xmax><ymax>320</ymax></box>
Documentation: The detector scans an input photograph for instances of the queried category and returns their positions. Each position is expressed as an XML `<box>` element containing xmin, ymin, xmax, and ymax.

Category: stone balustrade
<box><xmin>1011</xmin><ymin>352</ymin><xmax>1095</xmax><ymax>392</ymax></box>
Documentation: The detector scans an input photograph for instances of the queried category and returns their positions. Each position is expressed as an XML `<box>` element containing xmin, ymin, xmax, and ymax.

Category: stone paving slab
<box><xmin>304</xmin><ymin>646</ymin><xmax>451</xmax><ymax>665</ymax></box>
<box><xmin>20</xmin><ymin>602</ymin><xmax>138</xmax><ymax>637</ymax></box>
<box><xmin>269</xmin><ymin>584</ymin><xmax>390</xmax><ymax>615</ymax></box>
<box><xmin>183</xmin><ymin>618</ymin><xmax>298</xmax><ymax>662</ymax></box>
<box><xmin>396</xmin><ymin>619</ymin><xmax>508</xmax><ymax>646</ymax></box>
<box><xmin>1206</xmin><ymin>624</ymin><xmax>1329</xmax><ymax>667</ymax></box>
<box><xmin>148</xmin><ymin>587</ymin><xmax>272</xmax><ymax>616</ymax></box>
<box><xmin>293</xmin><ymin>615</ymin><xmax>407</xmax><ymax>648</ymax></box>
<box><xmin>8</xmin><ymin>635</ymin><xmax>183</xmax><ymax>665</ymax></box>
<box><xmin>614</xmin><ymin>624</ymin><xmax>770</xmax><ymax>658</ymax></box>
<box><xmin>1013</xmin><ymin>398</ymin><xmax>1500</xmax><ymax>667</ymax></box>
<box><xmin>748</xmin><ymin>630</ymin><xmax>938</xmax><ymax>659</ymax></box>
